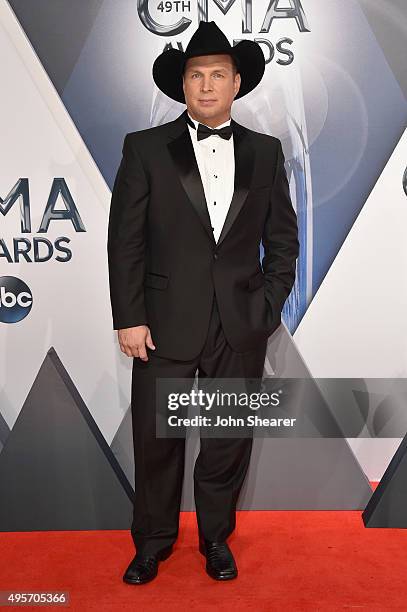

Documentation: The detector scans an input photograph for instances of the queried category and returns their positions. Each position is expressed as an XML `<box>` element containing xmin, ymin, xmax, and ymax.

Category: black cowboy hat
<box><xmin>152</xmin><ymin>20</ymin><xmax>265</xmax><ymax>103</ymax></box>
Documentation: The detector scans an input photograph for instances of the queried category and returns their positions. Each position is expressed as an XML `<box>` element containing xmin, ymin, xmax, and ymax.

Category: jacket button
<box><xmin>213</xmin><ymin>252</ymin><xmax>218</xmax><ymax>260</ymax></box>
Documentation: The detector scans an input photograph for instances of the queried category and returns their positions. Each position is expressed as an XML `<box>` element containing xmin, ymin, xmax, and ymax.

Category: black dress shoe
<box><xmin>199</xmin><ymin>537</ymin><xmax>238</xmax><ymax>580</ymax></box>
<box><xmin>123</xmin><ymin>545</ymin><xmax>173</xmax><ymax>585</ymax></box>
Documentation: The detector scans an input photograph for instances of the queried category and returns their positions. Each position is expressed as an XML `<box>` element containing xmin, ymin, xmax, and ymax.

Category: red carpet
<box><xmin>1</xmin><ymin>504</ymin><xmax>407</xmax><ymax>611</ymax></box>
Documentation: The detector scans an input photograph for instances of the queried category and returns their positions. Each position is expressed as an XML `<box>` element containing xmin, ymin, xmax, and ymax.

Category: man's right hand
<box><xmin>118</xmin><ymin>325</ymin><xmax>156</xmax><ymax>361</ymax></box>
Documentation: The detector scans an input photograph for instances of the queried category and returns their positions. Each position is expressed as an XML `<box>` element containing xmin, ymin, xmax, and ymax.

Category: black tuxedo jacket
<box><xmin>107</xmin><ymin>109</ymin><xmax>299</xmax><ymax>360</ymax></box>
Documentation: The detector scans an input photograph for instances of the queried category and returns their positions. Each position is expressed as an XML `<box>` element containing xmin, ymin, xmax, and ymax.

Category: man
<box><xmin>107</xmin><ymin>20</ymin><xmax>299</xmax><ymax>584</ymax></box>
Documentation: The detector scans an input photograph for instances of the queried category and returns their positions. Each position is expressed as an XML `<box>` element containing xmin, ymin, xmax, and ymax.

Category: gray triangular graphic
<box><xmin>0</xmin><ymin>347</ymin><xmax>134</xmax><ymax>531</ymax></box>
<box><xmin>110</xmin><ymin>407</ymin><xmax>134</xmax><ymax>487</ymax></box>
<box><xmin>112</xmin><ymin>324</ymin><xmax>372</xmax><ymax>510</ymax></box>
<box><xmin>239</xmin><ymin>325</ymin><xmax>373</xmax><ymax>509</ymax></box>
<box><xmin>363</xmin><ymin>433</ymin><xmax>407</xmax><ymax>527</ymax></box>
<box><xmin>0</xmin><ymin>411</ymin><xmax>10</xmax><ymax>453</ymax></box>
<box><xmin>7</xmin><ymin>0</ymin><xmax>104</xmax><ymax>93</ymax></box>
<box><xmin>359</xmin><ymin>0</ymin><xmax>407</xmax><ymax>98</ymax></box>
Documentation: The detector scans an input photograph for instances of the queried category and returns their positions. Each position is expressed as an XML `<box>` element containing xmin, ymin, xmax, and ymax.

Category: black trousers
<box><xmin>130</xmin><ymin>293</ymin><xmax>268</xmax><ymax>556</ymax></box>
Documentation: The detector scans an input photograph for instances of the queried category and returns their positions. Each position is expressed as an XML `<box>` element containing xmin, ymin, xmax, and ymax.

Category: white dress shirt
<box><xmin>186</xmin><ymin>111</ymin><xmax>235</xmax><ymax>243</ymax></box>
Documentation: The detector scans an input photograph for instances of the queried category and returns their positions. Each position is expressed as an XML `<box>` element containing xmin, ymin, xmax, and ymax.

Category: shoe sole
<box><xmin>123</xmin><ymin>574</ymin><xmax>157</xmax><ymax>585</ymax></box>
<box><xmin>207</xmin><ymin>571</ymin><xmax>238</xmax><ymax>581</ymax></box>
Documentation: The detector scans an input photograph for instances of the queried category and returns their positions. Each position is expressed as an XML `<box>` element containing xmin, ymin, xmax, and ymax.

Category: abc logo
<box><xmin>0</xmin><ymin>276</ymin><xmax>33</xmax><ymax>323</ymax></box>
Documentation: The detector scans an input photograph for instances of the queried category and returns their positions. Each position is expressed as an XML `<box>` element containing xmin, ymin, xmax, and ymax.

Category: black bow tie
<box><xmin>197</xmin><ymin>123</ymin><xmax>233</xmax><ymax>141</ymax></box>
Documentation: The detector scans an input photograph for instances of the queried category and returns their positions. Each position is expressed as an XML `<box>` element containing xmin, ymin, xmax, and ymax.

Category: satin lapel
<box><xmin>166</xmin><ymin>110</ymin><xmax>255</xmax><ymax>247</ymax></box>
<box><xmin>167</xmin><ymin>121</ymin><xmax>215</xmax><ymax>244</ymax></box>
<box><xmin>217</xmin><ymin>119</ymin><xmax>255</xmax><ymax>247</ymax></box>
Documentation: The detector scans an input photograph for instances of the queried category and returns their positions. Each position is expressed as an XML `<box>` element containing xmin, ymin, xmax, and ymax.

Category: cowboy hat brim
<box><xmin>152</xmin><ymin>39</ymin><xmax>265</xmax><ymax>104</ymax></box>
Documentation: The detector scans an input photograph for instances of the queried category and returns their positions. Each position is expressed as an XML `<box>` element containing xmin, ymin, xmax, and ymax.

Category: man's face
<box><xmin>182</xmin><ymin>54</ymin><xmax>241</xmax><ymax>127</ymax></box>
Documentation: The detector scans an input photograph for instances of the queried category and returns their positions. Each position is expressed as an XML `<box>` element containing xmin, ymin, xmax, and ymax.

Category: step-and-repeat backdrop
<box><xmin>0</xmin><ymin>0</ymin><xmax>406</xmax><ymax>530</ymax></box>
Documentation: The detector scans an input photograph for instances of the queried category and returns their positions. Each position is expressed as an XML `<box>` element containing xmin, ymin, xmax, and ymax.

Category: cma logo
<box><xmin>0</xmin><ymin>276</ymin><xmax>33</xmax><ymax>323</ymax></box>
<box><xmin>139</xmin><ymin>0</ymin><xmax>310</xmax><ymax>65</ymax></box>
<box><xmin>0</xmin><ymin>178</ymin><xmax>86</xmax><ymax>263</ymax></box>
<box><xmin>139</xmin><ymin>0</ymin><xmax>310</xmax><ymax>35</ymax></box>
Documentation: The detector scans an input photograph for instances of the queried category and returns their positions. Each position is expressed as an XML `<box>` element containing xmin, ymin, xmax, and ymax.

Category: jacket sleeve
<box><xmin>262</xmin><ymin>139</ymin><xmax>300</xmax><ymax>331</ymax></box>
<box><xmin>107</xmin><ymin>133</ymin><xmax>149</xmax><ymax>330</ymax></box>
